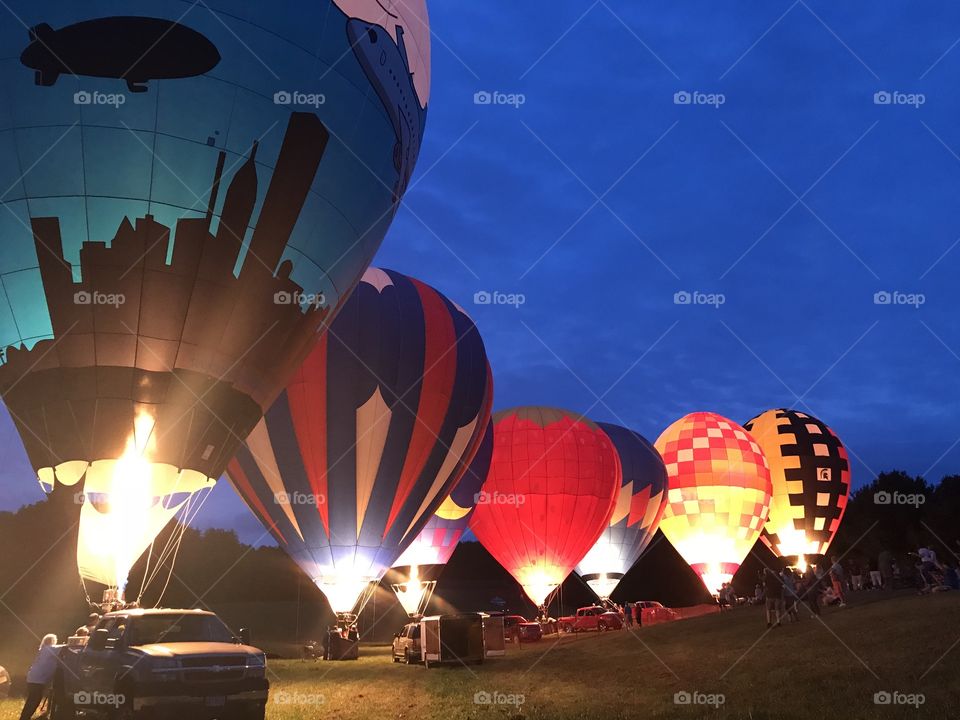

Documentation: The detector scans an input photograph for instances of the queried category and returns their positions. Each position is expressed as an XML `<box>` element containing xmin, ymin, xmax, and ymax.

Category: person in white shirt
<box><xmin>19</xmin><ymin>634</ymin><xmax>59</xmax><ymax>720</ymax></box>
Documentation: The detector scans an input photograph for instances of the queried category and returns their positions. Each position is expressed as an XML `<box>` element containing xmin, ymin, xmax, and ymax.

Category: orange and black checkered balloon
<box><xmin>654</xmin><ymin>412</ymin><xmax>772</xmax><ymax>594</ymax></box>
<box><xmin>744</xmin><ymin>409</ymin><xmax>850</xmax><ymax>561</ymax></box>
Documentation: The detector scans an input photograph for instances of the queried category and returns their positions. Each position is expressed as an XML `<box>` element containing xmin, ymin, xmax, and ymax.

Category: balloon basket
<box><xmin>95</xmin><ymin>588</ymin><xmax>138</xmax><ymax>614</ymax></box>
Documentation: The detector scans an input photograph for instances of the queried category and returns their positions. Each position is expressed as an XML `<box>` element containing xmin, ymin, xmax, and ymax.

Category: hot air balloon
<box><xmin>654</xmin><ymin>412</ymin><xmax>772</xmax><ymax>596</ymax></box>
<box><xmin>227</xmin><ymin>268</ymin><xmax>491</xmax><ymax>619</ymax></box>
<box><xmin>576</xmin><ymin>423</ymin><xmax>668</xmax><ymax>600</ymax></box>
<box><xmin>744</xmin><ymin>409</ymin><xmax>851</xmax><ymax>570</ymax></box>
<box><xmin>391</xmin><ymin>419</ymin><xmax>494</xmax><ymax>616</ymax></box>
<box><xmin>0</xmin><ymin>2</ymin><xmax>430</xmax><ymax>603</ymax></box>
<box><xmin>469</xmin><ymin>407</ymin><xmax>621</xmax><ymax>611</ymax></box>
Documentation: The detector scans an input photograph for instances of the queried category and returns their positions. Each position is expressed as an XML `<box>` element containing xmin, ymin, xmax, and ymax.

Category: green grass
<box><xmin>3</xmin><ymin>592</ymin><xmax>958</xmax><ymax>719</ymax></box>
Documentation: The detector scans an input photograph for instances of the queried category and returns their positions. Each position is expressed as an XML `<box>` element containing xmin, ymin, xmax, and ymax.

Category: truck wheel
<box><xmin>404</xmin><ymin>649</ymin><xmax>411</xmax><ymax>664</ymax></box>
<box><xmin>597</xmin><ymin>621</ymin><xmax>607</xmax><ymax>632</ymax></box>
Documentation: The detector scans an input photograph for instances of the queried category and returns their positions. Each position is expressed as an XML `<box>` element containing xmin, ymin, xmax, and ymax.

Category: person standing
<box><xmin>868</xmin><ymin>556</ymin><xmax>882</xmax><ymax>589</ymax></box>
<box><xmin>830</xmin><ymin>556</ymin><xmax>847</xmax><ymax>607</ymax></box>
<box><xmin>879</xmin><ymin>549</ymin><xmax>894</xmax><ymax>589</ymax></box>
<box><xmin>19</xmin><ymin>634</ymin><xmax>59</xmax><ymax>720</ymax></box>
<box><xmin>781</xmin><ymin>569</ymin><xmax>800</xmax><ymax>622</ymax></box>
<box><xmin>850</xmin><ymin>561</ymin><xmax>863</xmax><ymax>591</ymax></box>
<box><xmin>803</xmin><ymin>565</ymin><xmax>821</xmax><ymax>615</ymax></box>
<box><xmin>74</xmin><ymin>612</ymin><xmax>100</xmax><ymax>637</ymax></box>
<box><xmin>764</xmin><ymin>568</ymin><xmax>784</xmax><ymax>628</ymax></box>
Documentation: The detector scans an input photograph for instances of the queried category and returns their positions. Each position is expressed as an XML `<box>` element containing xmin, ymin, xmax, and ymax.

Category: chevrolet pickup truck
<box><xmin>51</xmin><ymin>608</ymin><xmax>268</xmax><ymax>719</ymax></box>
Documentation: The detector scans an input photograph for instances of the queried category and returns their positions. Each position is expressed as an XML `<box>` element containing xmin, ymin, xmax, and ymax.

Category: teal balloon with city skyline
<box><xmin>0</xmin><ymin>0</ymin><xmax>430</xmax><ymax>590</ymax></box>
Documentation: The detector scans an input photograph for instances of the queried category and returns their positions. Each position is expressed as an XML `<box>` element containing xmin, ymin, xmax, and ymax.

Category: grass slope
<box><xmin>2</xmin><ymin>593</ymin><xmax>958</xmax><ymax>719</ymax></box>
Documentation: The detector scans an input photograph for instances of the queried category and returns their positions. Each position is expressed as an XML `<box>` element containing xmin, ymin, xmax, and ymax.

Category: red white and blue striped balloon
<box><xmin>226</xmin><ymin>267</ymin><xmax>492</xmax><ymax>612</ymax></box>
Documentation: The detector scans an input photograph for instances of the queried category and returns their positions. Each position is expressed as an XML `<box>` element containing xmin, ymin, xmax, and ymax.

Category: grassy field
<box><xmin>2</xmin><ymin>592</ymin><xmax>958</xmax><ymax>719</ymax></box>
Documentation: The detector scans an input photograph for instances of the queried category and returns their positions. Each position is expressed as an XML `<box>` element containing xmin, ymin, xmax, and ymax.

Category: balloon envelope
<box><xmin>744</xmin><ymin>409</ymin><xmax>851</xmax><ymax>562</ymax></box>
<box><xmin>227</xmin><ymin>268</ymin><xmax>491</xmax><ymax>613</ymax></box>
<box><xmin>654</xmin><ymin>412</ymin><xmax>772</xmax><ymax>595</ymax></box>
<box><xmin>576</xmin><ymin>423</ymin><xmax>668</xmax><ymax>599</ymax></box>
<box><xmin>0</xmin><ymin>2</ymin><xmax>429</xmax><ymax>588</ymax></box>
<box><xmin>469</xmin><ymin>407</ymin><xmax>621</xmax><ymax>608</ymax></box>
<box><xmin>394</xmin><ymin>419</ymin><xmax>494</xmax><ymax>568</ymax></box>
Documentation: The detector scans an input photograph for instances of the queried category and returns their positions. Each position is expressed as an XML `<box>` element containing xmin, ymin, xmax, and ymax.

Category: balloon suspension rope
<box><xmin>138</xmin><ymin>485</ymin><xmax>214</xmax><ymax>607</ymax></box>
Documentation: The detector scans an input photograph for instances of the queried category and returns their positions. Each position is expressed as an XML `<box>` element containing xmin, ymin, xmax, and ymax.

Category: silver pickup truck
<box><xmin>52</xmin><ymin>608</ymin><xmax>268</xmax><ymax>719</ymax></box>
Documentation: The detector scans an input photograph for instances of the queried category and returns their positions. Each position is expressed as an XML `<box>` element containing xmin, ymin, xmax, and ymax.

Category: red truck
<box><xmin>558</xmin><ymin>606</ymin><xmax>623</xmax><ymax>633</ymax></box>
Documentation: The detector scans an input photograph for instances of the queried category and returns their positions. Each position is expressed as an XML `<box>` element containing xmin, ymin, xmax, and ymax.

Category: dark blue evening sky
<box><xmin>5</xmin><ymin>1</ymin><xmax>960</xmax><ymax>544</ymax></box>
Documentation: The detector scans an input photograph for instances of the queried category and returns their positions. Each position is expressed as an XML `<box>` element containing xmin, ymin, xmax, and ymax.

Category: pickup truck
<box><xmin>51</xmin><ymin>608</ymin><xmax>268</xmax><ymax>719</ymax></box>
<box><xmin>632</xmin><ymin>600</ymin><xmax>680</xmax><ymax>625</ymax></box>
<box><xmin>558</xmin><ymin>605</ymin><xmax>623</xmax><ymax>633</ymax></box>
<box><xmin>502</xmin><ymin>615</ymin><xmax>543</xmax><ymax>643</ymax></box>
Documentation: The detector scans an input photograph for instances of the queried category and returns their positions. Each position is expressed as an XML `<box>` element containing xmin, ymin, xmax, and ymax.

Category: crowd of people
<box><xmin>741</xmin><ymin>545</ymin><xmax>960</xmax><ymax>628</ymax></box>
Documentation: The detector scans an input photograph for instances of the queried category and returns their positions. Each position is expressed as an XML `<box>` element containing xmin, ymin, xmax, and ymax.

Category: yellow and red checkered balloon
<box><xmin>654</xmin><ymin>412</ymin><xmax>772</xmax><ymax>595</ymax></box>
<box><xmin>744</xmin><ymin>409</ymin><xmax>850</xmax><ymax>564</ymax></box>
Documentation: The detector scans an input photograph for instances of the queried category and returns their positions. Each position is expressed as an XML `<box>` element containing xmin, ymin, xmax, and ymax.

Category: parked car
<box><xmin>558</xmin><ymin>605</ymin><xmax>623</xmax><ymax>633</ymax></box>
<box><xmin>502</xmin><ymin>615</ymin><xmax>543</xmax><ymax>642</ymax></box>
<box><xmin>392</xmin><ymin>622</ymin><xmax>422</xmax><ymax>664</ymax></box>
<box><xmin>52</xmin><ymin>608</ymin><xmax>268</xmax><ymax>719</ymax></box>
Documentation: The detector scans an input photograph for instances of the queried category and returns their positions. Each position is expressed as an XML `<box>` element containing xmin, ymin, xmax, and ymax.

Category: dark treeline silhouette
<box><xmin>2</xmin><ymin>471</ymin><xmax>959</xmax><ymax>675</ymax></box>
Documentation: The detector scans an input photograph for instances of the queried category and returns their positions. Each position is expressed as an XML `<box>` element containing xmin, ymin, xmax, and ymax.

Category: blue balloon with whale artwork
<box><xmin>0</xmin><ymin>1</ymin><xmax>430</xmax><ymax>588</ymax></box>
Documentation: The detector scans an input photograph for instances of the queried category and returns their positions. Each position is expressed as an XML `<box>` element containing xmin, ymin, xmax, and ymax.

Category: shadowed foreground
<box><xmin>4</xmin><ymin>592</ymin><xmax>955</xmax><ymax>719</ymax></box>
